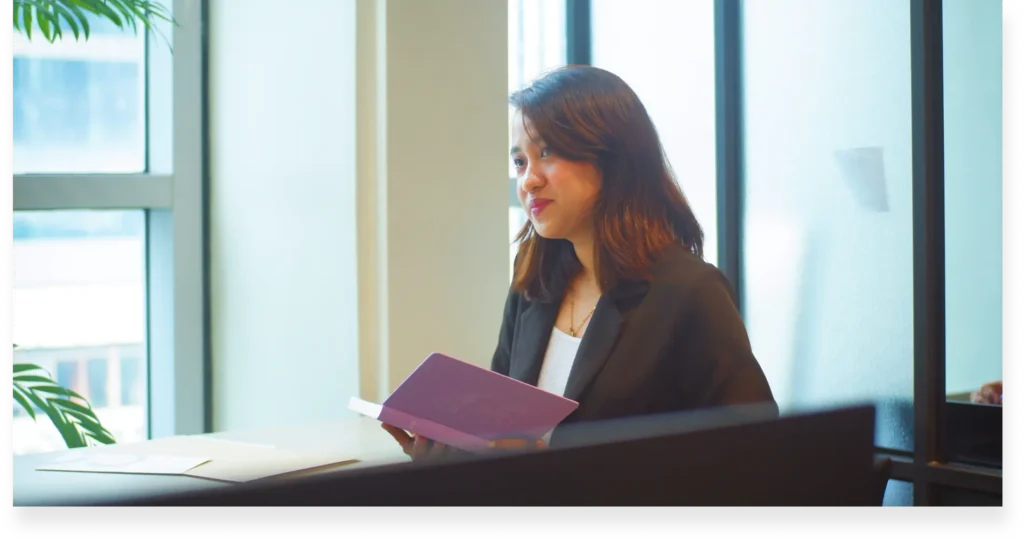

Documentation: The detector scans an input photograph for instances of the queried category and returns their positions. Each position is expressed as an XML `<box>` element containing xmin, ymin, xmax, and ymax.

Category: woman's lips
<box><xmin>529</xmin><ymin>199</ymin><xmax>552</xmax><ymax>216</ymax></box>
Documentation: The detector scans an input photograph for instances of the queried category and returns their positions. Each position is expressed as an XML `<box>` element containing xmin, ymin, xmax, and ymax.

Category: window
<box><xmin>120</xmin><ymin>356</ymin><xmax>143</xmax><ymax>406</ymax></box>
<box><xmin>13</xmin><ymin>15</ymin><xmax>146</xmax><ymax>174</ymax></box>
<box><xmin>508</xmin><ymin>0</ymin><xmax>568</xmax><ymax>279</ymax></box>
<box><xmin>87</xmin><ymin>359</ymin><xmax>111</xmax><ymax>408</ymax></box>
<box><xmin>12</xmin><ymin>210</ymin><xmax>147</xmax><ymax>453</ymax></box>
<box><xmin>12</xmin><ymin>0</ymin><xmax>206</xmax><ymax>454</ymax></box>
<box><xmin>55</xmin><ymin>361</ymin><xmax>79</xmax><ymax>390</ymax></box>
<box><xmin>591</xmin><ymin>0</ymin><xmax>718</xmax><ymax>265</ymax></box>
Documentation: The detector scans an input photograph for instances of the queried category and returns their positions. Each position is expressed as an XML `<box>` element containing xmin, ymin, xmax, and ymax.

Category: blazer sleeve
<box><xmin>489</xmin><ymin>286</ymin><xmax>520</xmax><ymax>376</ymax></box>
<box><xmin>680</xmin><ymin>268</ymin><xmax>778</xmax><ymax>414</ymax></box>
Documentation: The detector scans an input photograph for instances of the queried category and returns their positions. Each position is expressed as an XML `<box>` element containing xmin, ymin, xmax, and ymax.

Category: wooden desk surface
<box><xmin>13</xmin><ymin>414</ymin><xmax>408</xmax><ymax>506</ymax></box>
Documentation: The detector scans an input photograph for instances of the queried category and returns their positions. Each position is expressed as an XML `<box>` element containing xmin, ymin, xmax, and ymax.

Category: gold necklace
<box><xmin>568</xmin><ymin>295</ymin><xmax>597</xmax><ymax>338</ymax></box>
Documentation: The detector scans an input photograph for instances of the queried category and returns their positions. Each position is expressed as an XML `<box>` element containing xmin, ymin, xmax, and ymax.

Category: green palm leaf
<box><xmin>14</xmin><ymin>363</ymin><xmax>41</xmax><ymax>373</ymax></box>
<box><xmin>13</xmin><ymin>0</ymin><xmax>177</xmax><ymax>48</ymax></box>
<box><xmin>52</xmin><ymin>399</ymin><xmax>117</xmax><ymax>444</ymax></box>
<box><xmin>21</xmin><ymin>1</ymin><xmax>32</xmax><ymax>40</ymax></box>
<box><xmin>11</xmin><ymin>362</ymin><xmax>116</xmax><ymax>449</ymax></box>
<box><xmin>22</xmin><ymin>384</ymin><xmax>86</xmax><ymax>448</ymax></box>
<box><xmin>13</xmin><ymin>385</ymin><xmax>37</xmax><ymax>421</ymax></box>
<box><xmin>46</xmin><ymin>0</ymin><xmax>81</xmax><ymax>40</ymax></box>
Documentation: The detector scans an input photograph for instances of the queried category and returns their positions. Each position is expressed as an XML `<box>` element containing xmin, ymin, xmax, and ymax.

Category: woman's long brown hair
<box><xmin>510</xmin><ymin>66</ymin><xmax>704</xmax><ymax>302</ymax></box>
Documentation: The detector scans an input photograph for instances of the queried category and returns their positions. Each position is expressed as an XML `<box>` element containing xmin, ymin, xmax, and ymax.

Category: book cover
<box><xmin>349</xmin><ymin>352</ymin><xmax>579</xmax><ymax>451</ymax></box>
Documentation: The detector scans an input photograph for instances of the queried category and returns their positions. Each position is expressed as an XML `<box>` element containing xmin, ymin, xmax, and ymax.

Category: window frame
<box><xmin>11</xmin><ymin>0</ymin><xmax>209</xmax><ymax>440</ymax></box>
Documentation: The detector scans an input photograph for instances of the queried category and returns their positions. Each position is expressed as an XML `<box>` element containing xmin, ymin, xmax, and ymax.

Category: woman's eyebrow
<box><xmin>509</xmin><ymin>139</ymin><xmax>547</xmax><ymax>155</ymax></box>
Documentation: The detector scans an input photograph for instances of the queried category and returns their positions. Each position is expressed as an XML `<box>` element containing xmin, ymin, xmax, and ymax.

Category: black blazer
<box><xmin>491</xmin><ymin>244</ymin><xmax>777</xmax><ymax>437</ymax></box>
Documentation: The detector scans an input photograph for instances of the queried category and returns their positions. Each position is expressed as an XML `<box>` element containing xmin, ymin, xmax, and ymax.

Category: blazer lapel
<box><xmin>509</xmin><ymin>280</ymin><xmax>649</xmax><ymax>400</ymax></box>
<box><xmin>562</xmin><ymin>280</ymin><xmax>649</xmax><ymax>403</ymax></box>
<box><xmin>508</xmin><ymin>300</ymin><xmax>558</xmax><ymax>385</ymax></box>
<box><xmin>562</xmin><ymin>295</ymin><xmax>623</xmax><ymax>402</ymax></box>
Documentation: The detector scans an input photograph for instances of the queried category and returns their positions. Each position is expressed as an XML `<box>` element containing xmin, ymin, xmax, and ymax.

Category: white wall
<box><xmin>208</xmin><ymin>0</ymin><xmax>359</xmax><ymax>431</ymax></box>
<box><xmin>209</xmin><ymin>0</ymin><xmax>509</xmax><ymax>430</ymax></box>
<box><xmin>942</xmin><ymin>0</ymin><xmax>1002</xmax><ymax>394</ymax></box>
<box><xmin>356</xmin><ymin>0</ymin><xmax>509</xmax><ymax>402</ymax></box>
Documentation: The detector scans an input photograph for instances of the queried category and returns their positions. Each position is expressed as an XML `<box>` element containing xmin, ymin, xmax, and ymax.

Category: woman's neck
<box><xmin>569</xmin><ymin>236</ymin><xmax>599</xmax><ymax>292</ymax></box>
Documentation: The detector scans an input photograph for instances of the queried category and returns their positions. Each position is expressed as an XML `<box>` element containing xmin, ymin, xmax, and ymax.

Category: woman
<box><xmin>385</xmin><ymin>66</ymin><xmax>776</xmax><ymax>459</ymax></box>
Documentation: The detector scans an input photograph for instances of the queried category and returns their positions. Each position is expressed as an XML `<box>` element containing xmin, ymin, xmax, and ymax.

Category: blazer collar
<box><xmin>509</xmin><ymin>279</ymin><xmax>650</xmax><ymax>403</ymax></box>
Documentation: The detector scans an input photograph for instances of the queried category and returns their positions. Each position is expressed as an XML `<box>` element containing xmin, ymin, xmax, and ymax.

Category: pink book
<box><xmin>349</xmin><ymin>352</ymin><xmax>579</xmax><ymax>452</ymax></box>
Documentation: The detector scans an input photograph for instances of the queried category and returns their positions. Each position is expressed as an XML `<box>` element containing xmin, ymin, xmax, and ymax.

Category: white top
<box><xmin>536</xmin><ymin>327</ymin><xmax>582</xmax><ymax>443</ymax></box>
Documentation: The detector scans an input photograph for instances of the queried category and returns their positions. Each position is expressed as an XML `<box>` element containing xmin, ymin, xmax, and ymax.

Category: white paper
<box><xmin>190</xmin><ymin>435</ymin><xmax>277</xmax><ymax>449</ymax></box>
<box><xmin>348</xmin><ymin>396</ymin><xmax>383</xmax><ymax>419</ymax></box>
<box><xmin>184</xmin><ymin>452</ymin><xmax>359</xmax><ymax>483</ymax></box>
<box><xmin>37</xmin><ymin>453</ymin><xmax>210</xmax><ymax>475</ymax></box>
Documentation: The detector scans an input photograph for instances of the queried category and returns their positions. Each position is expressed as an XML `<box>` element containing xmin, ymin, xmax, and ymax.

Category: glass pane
<box><xmin>13</xmin><ymin>210</ymin><xmax>148</xmax><ymax>454</ymax></box>
<box><xmin>883</xmin><ymin>480</ymin><xmax>913</xmax><ymax>507</ymax></box>
<box><xmin>942</xmin><ymin>0</ymin><xmax>1002</xmax><ymax>405</ymax></box>
<box><xmin>508</xmin><ymin>0</ymin><xmax>566</xmax><ymax>94</ymax></box>
<box><xmin>508</xmin><ymin>0</ymin><xmax>567</xmax><ymax>278</ymax></box>
<box><xmin>592</xmin><ymin>0</ymin><xmax>718</xmax><ymax>265</ymax></box>
<box><xmin>13</xmin><ymin>15</ymin><xmax>146</xmax><ymax>174</ymax></box>
<box><xmin>740</xmin><ymin>0</ymin><xmax>914</xmax><ymax>450</ymax></box>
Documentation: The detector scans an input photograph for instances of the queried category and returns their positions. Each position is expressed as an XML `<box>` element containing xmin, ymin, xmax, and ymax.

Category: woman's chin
<box><xmin>532</xmin><ymin>229</ymin><xmax>565</xmax><ymax>239</ymax></box>
<box><xmin>531</xmin><ymin>223</ymin><xmax>563</xmax><ymax>240</ymax></box>
<box><xmin>531</xmin><ymin>214</ymin><xmax>580</xmax><ymax>240</ymax></box>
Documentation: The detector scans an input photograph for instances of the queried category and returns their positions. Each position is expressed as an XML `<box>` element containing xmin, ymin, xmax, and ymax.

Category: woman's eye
<box><xmin>539</xmin><ymin>147</ymin><xmax>550</xmax><ymax>158</ymax></box>
<box><xmin>512</xmin><ymin>157</ymin><xmax>525</xmax><ymax>168</ymax></box>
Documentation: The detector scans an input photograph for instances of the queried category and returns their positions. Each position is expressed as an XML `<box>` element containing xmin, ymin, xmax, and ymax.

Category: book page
<box><xmin>348</xmin><ymin>396</ymin><xmax>384</xmax><ymax>419</ymax></box>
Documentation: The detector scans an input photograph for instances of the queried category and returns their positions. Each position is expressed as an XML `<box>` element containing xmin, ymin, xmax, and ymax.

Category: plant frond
<box><xmin>12</xmin><ymin>363</ymin><xmax>116</xmax><ymax>449</ymax></box>
<box><xmin>13</xmin><ymin>385</ymin><xmax>37</xmax><ymax>421</ymax></box>
<box><xmin>14</xmin><ymin>0</ymin><xmax>177</xmax><ymax>48</ymax></box>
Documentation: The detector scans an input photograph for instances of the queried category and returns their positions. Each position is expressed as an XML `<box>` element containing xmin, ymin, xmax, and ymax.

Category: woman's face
<box><xmin>510</xmin><ymin>111</ymin><xmax>602</xmax><ymax>244</ymax></box>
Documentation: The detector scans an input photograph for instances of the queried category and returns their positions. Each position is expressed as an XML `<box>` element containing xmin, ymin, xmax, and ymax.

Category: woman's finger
<box><xmin>488</xmin><ymin>438</ymin><xmax>546</xmax><ymax>450</ymax></box>
<box><xmin>412</xmin><ymin>434</ymin><xmax>433</xmax><ymax>459</ymax></box>
<box><xmin>488</xmin><ymin>438</ymin><xmax>525</xmax><ymax>449</ymax></box>
<box><xmin>381</xmin><ymin>423</ymin><xmax>414</xmax><ymax>453</ymax></box>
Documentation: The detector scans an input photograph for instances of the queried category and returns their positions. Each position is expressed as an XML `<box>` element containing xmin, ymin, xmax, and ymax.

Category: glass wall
<box><xmin>942</xmin><ymin>0</ymin><xmax>1002</xmax><ymax>403</ymax></box>
<box><xmin>740</xmin><ymin>0</ymin><xmax>915</xmax><ymax>450</ymax></box>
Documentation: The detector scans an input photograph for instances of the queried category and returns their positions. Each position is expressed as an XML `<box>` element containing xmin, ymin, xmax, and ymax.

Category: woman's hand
<box><xmin>382</xmin><ymin>423</ymin><xmax>547</xmax><ymax>460</ymax></box>
<box><xmin>970</xmin><ymin>381</ymin><xmax>1002</xmax><ymax>405</ymax></box>
<box><xmin>381</xmin><ymin>423</ymin><xmax>453</xmax><ymax>461</ymax></box>
<box><xmin>487</xmin><ymin>438</ymin><xmax>548</xmax><ymax>451</ymax></box>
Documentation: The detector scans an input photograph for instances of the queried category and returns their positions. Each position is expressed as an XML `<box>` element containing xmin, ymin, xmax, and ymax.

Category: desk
<box><xmin>13</xmin><ymin>415</ymin><xmax>408</xmax><ymax>506</ymax></box>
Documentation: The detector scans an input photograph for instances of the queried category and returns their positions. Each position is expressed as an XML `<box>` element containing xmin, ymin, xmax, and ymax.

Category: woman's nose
<box><xmin>521</xmin><ymin>169</ymin><xmax>543</xmax><ymax>192</ymax></box>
